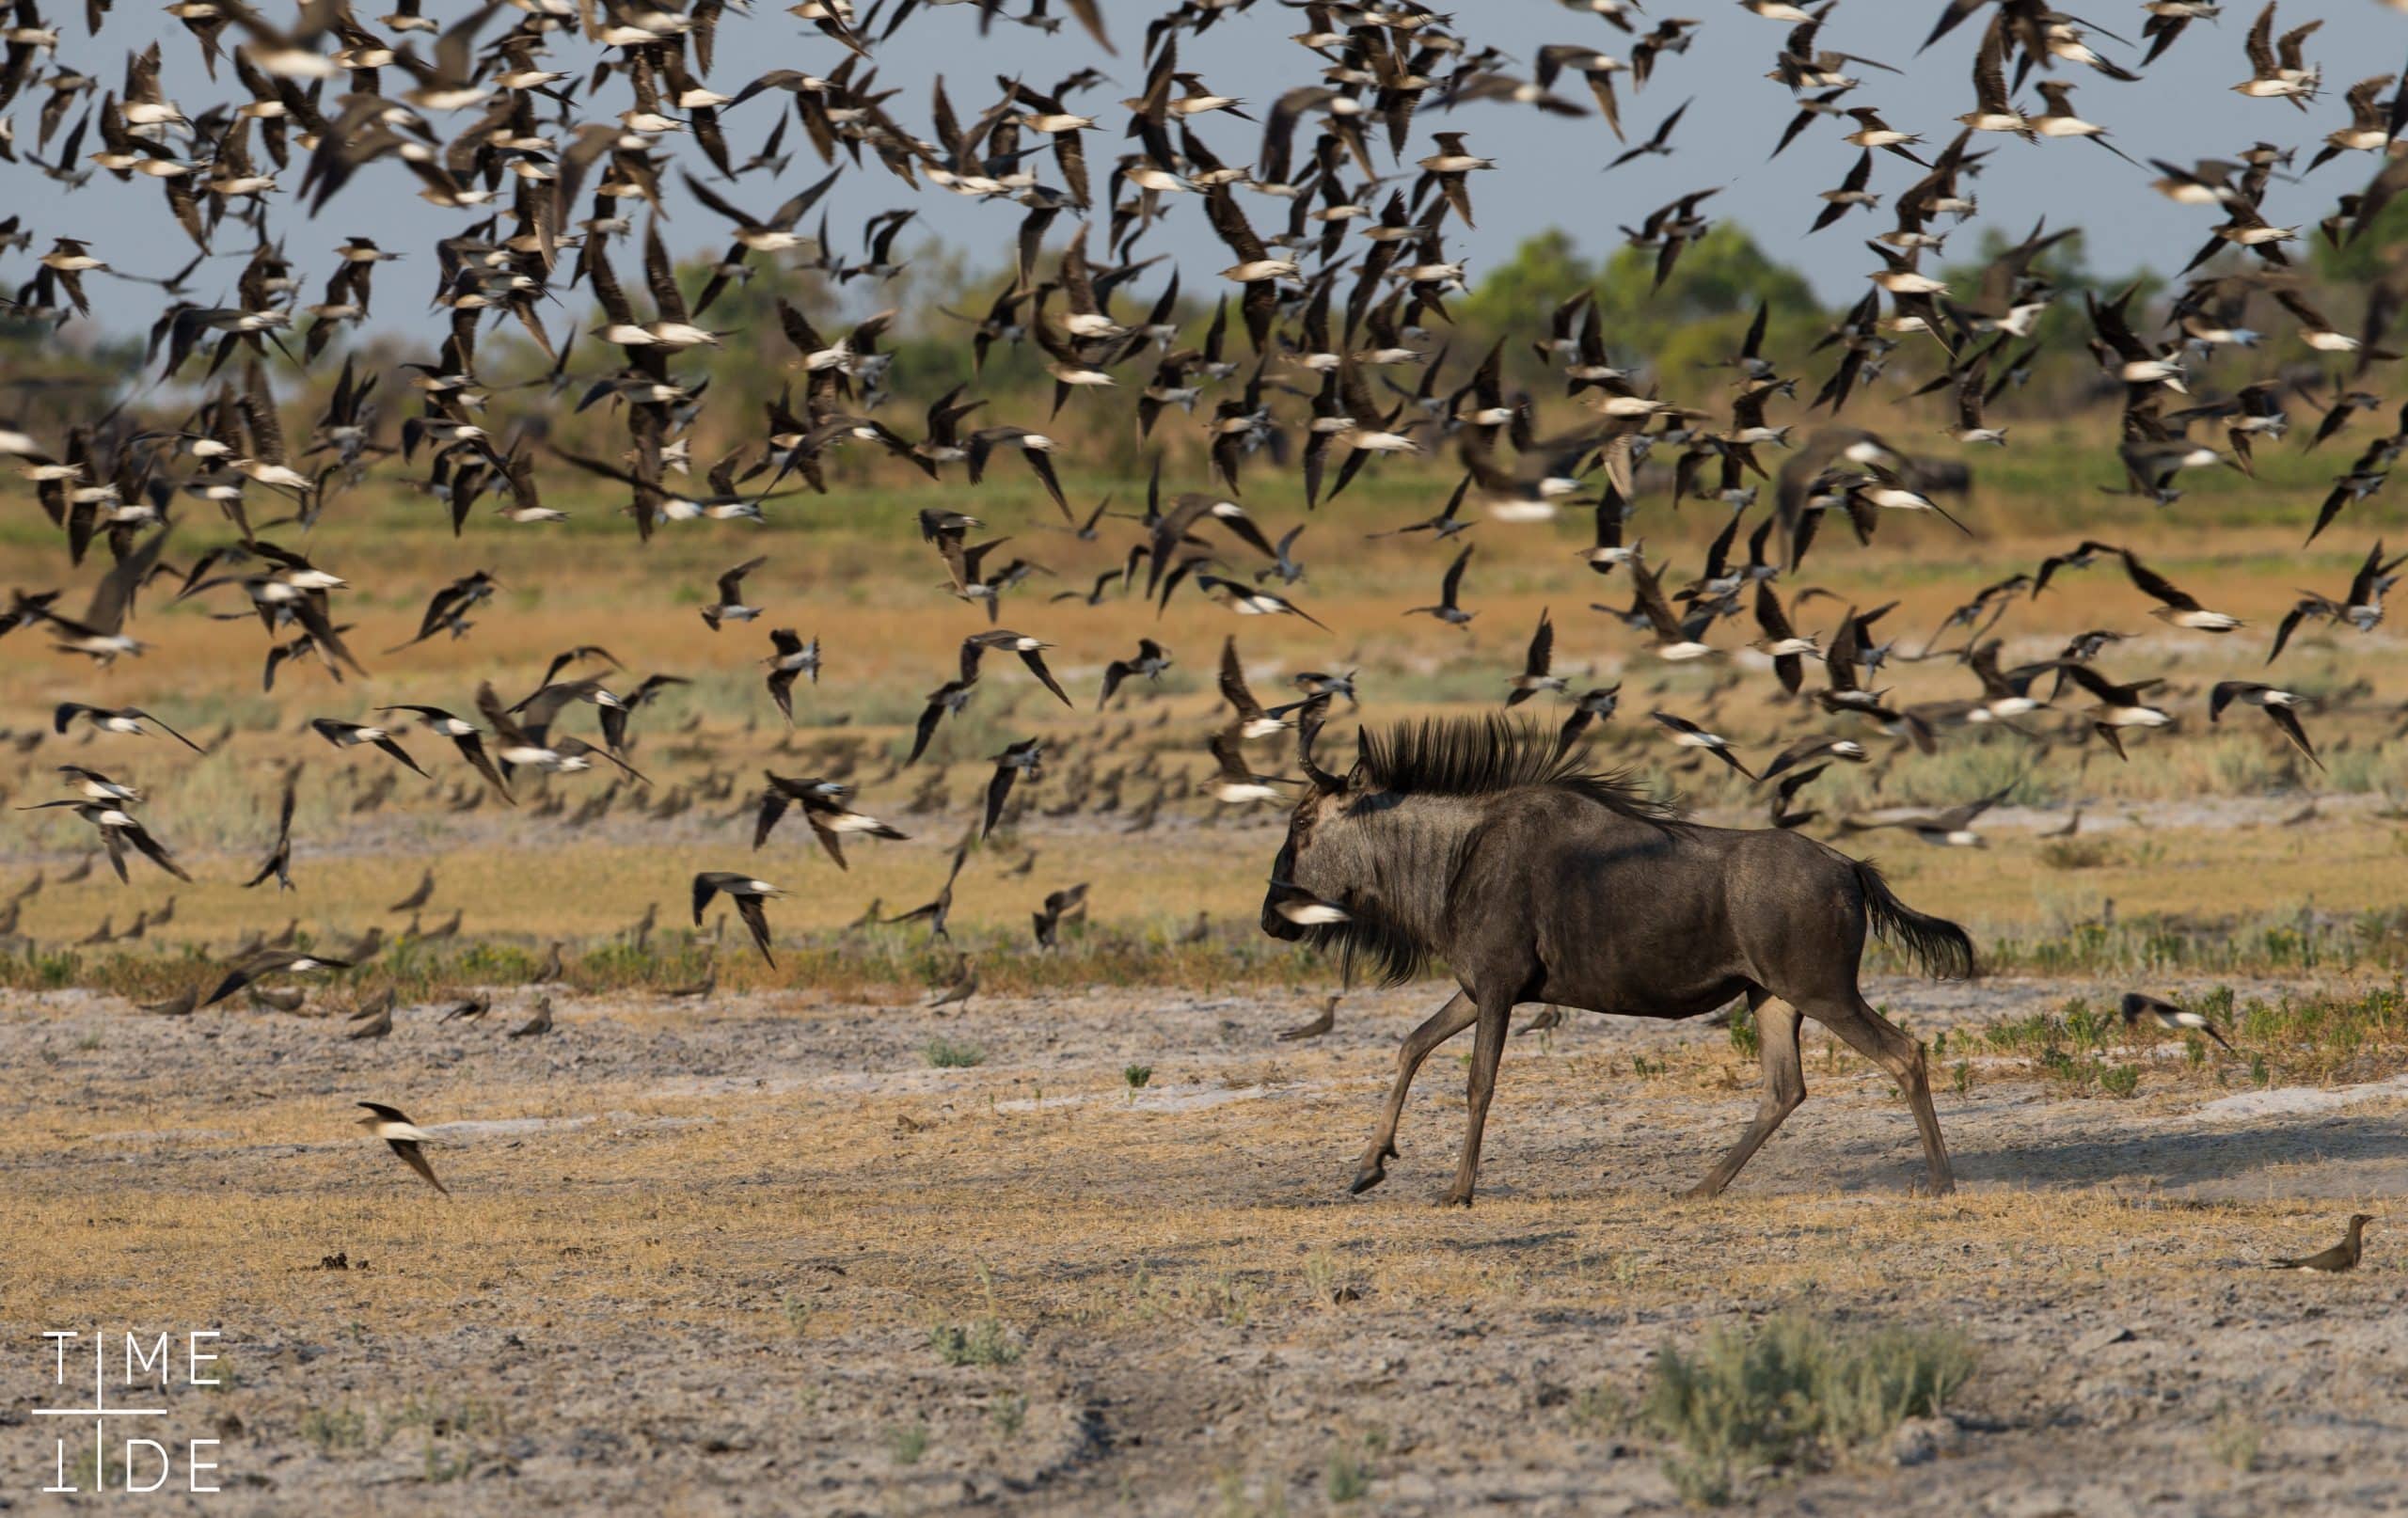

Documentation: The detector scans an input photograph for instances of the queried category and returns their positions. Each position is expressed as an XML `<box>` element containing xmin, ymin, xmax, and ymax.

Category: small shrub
<box><xmin>889</xmin><ymin>1424</ymin><xmax>929</xmax><ymax>1465</ymax></box>
<box><xmin>1644</xmin><ymin>1314</ymin><xmax>1975</xmax><ymax>1506</ymax></box>
<box><xmin>73</xmin><ymin>1444</ymin><xmax>128</xmax><ymax>1490</ymax></box>
<box><xmin>2062</xmin><ymin>997</ymin><xmax>2112</xmax><ymax>1050</ymax></box>
<box><xmin>990</xmin><ymin>1390</ymin><xmax>1026</xmax><ymax>1437</ymax></box>
<box><xmin>926</xmin><ymin>1037</ymin><xmax>986</xmax><ymax>1068</ymax></box>
<box><xmin>299</xmin><ymin>1406</ymin><xmax>368</xmax><ymax>1455</ymax></box>
<box><xmin>2099</xmin><ymin>1064</ymin><xmax>2141</xmax><ymax>1099</ymax></box>
<box><xmin>1569</xmin><ymin>1383</ymin><xmax>1627</xmax><ymax>1431</ymax></box>
<box><xmin>930</xmin><ymin>1318</ymin><xmax>1022</xmax><ymax>1368</ymax></box>
<box><xmin>1324</xmin><ymin>1439</ymin><xmax>1374</xmax><ymax>1504</ymax></box>
<box><xmin>2037</xmin><ymin>839</ymin><xmax>2113</xmax><ymax>871</ymax></box>
<box><xmin>1204</xmin><ymin>1271</ymin><xmax>1256</xmax><ymax>1327</ymax></box>
<box><xmin>1124</xmin><ymin>1064</ymin><xmax>1152</xmax><ymax>1089</ymax></box>
<box><xmin>1301</xmin><ymin>1251</ymin><xmax>1338</xmax><ymax>1305</ymax></box>
<box><xmin>2209</xmin><ymin>1403</ymin><xmax>2262</xmax><ymax>1472</ymax></box>
<box><xmin>421</xmin><ymin>1443</ymin><xmax>474</xmax><ymax>1484</ymax></box>
<box><xmin>1726</xmin><ymin>1000</ymin><xmax>1759</xmax><ymax>1058</ymax></box>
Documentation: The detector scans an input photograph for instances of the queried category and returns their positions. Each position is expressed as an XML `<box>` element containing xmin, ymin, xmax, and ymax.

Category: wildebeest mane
<box><xmin>1355</xmin><ymin>716</ymin><xmax>1685</xmax><ymax>825</ymax></box>
<box><xmin>1295</xmin><ymin>719</ymin><xmax>1683</xmax><ymax>988</ymax></box>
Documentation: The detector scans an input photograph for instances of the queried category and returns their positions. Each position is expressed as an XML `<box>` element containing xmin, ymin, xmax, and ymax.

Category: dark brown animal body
<box><xmin>1261</xmin><ymin>718</ymin><xmax>1973</xmax><ymax>1205</ymax></box>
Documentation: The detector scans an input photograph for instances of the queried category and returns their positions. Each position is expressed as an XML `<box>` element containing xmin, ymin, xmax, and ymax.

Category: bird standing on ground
<box><xmin>924</xmin><ymin>957</ymin><xmax>977</xmax><ymax>1012</ymax></box>
<box><xmin>509</xmin><ymin>995</ymin><xmax>554</xmax><ymax>1037</ymax></box>
<box><xmin>1278</xmin><ymin>993</ymin><xmax>1342</xmax><ymax>1042</ymax></box>
<box><xmin>2268</xmin><ymin>1214</ymin><xmax>2376</xmax><ymax>1273</ymax></box>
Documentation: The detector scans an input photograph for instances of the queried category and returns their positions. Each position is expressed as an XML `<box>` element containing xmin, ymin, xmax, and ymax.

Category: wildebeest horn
<box><xmin>1296</xmin><ymin>694</ymin><xmax>1343</xmax><ymax>794</ymax></box>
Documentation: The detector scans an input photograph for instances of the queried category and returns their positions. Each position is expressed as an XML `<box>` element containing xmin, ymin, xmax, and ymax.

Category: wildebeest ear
<box><xmin>1344</xmin><ymin>730</ymin><xmax>1370</xmax><ymax>792</ymax></box>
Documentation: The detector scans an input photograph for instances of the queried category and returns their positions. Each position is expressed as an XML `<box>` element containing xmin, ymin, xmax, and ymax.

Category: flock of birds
<box><xmin>0</xmin><ymin>0</ymin><xmax>2402</xmax><ymax>1217</ymax></box>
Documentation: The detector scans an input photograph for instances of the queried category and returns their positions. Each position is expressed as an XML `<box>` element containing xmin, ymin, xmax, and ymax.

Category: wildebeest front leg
<box><xmin>1440</xmin><ymin>994</ymin><xmax>1512</xmax><ymax>1208</ymax></box>
<box><xmin>1802</xmin><ymin>992</ymin><xmax>1956</xmax><ymax>1196</ymax></box>
<box><xmin>1351</xmin><ymin>990</ymin><xmax>1476</xmax><ymax>1194</ymax></box>
<box><xmin>1683</xmin><ymin>991</ymin><xmax>1804</xmax><ymax>1199</ymax></box>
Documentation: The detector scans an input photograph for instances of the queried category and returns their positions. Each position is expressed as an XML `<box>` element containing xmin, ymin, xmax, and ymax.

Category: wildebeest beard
<box><xmin>1302</xmin><ymin>885</ymin><xmax>1436</xmax><ymax>989</ymax></box>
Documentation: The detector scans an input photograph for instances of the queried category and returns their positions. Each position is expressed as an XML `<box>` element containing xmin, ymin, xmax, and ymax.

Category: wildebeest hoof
<box><xmin>1348</xmin><ymin>1163</ymin><xmax>1386</xmax><ymax>1194</ymax></box>
<box><xmin>1438</xmin><ymin>1188</ymin><xmax>1475</xmax><ymax>1209</ymax></box>
<box><xmin>1675</xmin><ymin>1181</ymin><xmax>1724</xmax><ymax>1201</ymax></box>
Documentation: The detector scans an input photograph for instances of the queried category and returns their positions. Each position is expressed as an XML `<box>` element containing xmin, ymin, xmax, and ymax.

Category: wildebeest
<box><xmin>1259</xmin><ymin>714</ymin><xmax>1975</xmax><ymax>1205</ymax></box>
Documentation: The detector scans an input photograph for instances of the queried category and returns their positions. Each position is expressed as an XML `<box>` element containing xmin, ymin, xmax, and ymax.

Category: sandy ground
<box><xmin>4</xmin><ymin>973</ymin><xmax>2407</xmax><ymax>1516</ymax></box>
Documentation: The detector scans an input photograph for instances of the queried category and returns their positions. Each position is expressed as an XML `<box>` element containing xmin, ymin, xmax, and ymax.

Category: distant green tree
<box><xmin>2316</xmin><ymin>193</ymin><xmax>2408</xmax><ymax>286</ymax></box>
<box><xmin>1456</xmin><ymin>229</ymin><xmax>1596</xmax><ymax>339</ymax></box>
<box><xmin>1452</xmin><ymin>223</ymin><xmax>1827</xmax><ymax>404</ymax></box>
<box><xmin>1592</xmin><ymin>221</ymin><xmax>1818</xmax><ymax>329</ymax></box>
<box><xmin>1592</xmin><ymin>225</ymin><xmax>1824</xmax><ymax>396</ymax></box>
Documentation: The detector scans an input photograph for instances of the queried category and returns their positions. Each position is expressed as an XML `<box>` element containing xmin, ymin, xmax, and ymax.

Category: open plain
<box><xmin>4</xmin><ymin>465</ymin><xmax>2408</xmax><ymax>1514</ymax></box>
<box><xmin>7</xmin><ymin>968</ymin><xmax>2408</xmax><ymax>1515</ymax></box>
<box><xmin>5</xmin><ymin>0</ymin><xmax>2408</xmax><ymax>1510</ymax></box>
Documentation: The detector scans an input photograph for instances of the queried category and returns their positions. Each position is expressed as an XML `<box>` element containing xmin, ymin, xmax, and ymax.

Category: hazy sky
<box><xmin>8</xmin><ymin>0</ymin><xmax>2405</xmax><ymax>341</ymax></box>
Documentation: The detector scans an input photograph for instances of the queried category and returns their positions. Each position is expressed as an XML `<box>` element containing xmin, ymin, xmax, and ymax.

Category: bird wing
<box><xmin>1524</xmin><ymin>612</ymin><xmax>1554</xmax><ymax>677</ymax></box>
<box><xmin>2121</xmin><ymin>551</ymin><xmax>2198</xmax><ymax>611</ymax></box>
<box><xmin>982</xmin><ymin>762</ymin><xmax>1018</xmax><ymax>838</ymax></box>
<box><xmin>137</xmin><ymin>710</ymin><xmax>209</xmax><ymax>754</ymax></box>
<box><xmin>753</xmin><ymin>787</ymin><xmax>791</xmax><ymax>850</ymax></box>
<box><xmin>1218</xmin><ymin>635</ymin><xmax>1262</xmax><ymax>719</ymax></box>
<box><xmin>735</xmin><ymin>893</ymin><xmax>776</xmax><ymax>966</ymax></box>
<box><xmin>2262</xmin><ymin>703</ymin><xmax>2321</xmax><ymax>768</ymax></box>
<box><xmin>908</xmin><ymin>692</ymin><xmax>948</xmax><ymax>765</ymax></box>
<box><xmin>1019</xmin><ymin>647</ymin><xmax>1071</xmax><ymax>706</ymax></box>
<box><xmin>1439</xmin><ymin>545</ymin><xmax>1472</xmax><ymax>606</ymax></box>
<box><xmin>387</xmin><ymin>1138</ymin><xmax>451</xmax><ymax>1195</ymax></box>
<box><xmin>454</xmin><ymin>733</ymin><xmax>514</xmax><ymax>803</ymax></box>
<box><xmin>1754</xmin><ymin>580</ymin><xmax>1795</xmax><ymax>640</ymax></box>
<box><xmin>372</xmin><ymin>735</ymin><xmax>429</xmax><ymax>777</ymax></box>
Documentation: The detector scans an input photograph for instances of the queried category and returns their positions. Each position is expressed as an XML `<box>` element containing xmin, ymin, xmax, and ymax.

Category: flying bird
<box><xmin>310</xmin><ymin>718</ymin><xmax>430</xmax><ymax>777</ymax></box>
<box><xmin>984</xmin><ymin>739</ymin><xmax>1044</xmax><ymax>836</ymax></box>
<box><xmin>1505</xmin><ymin>610</ymin><xmax>1564</xmax><ymax>706</ymax></box>
<box><xmin>356</xmin><ymin>1102</ymin><xmax>450</xmax><ymax>1196</ymax></box>
<box><xmin>2209</xmin><ymin>681</ymin><xmax>2322</xmax><ymax>768</ymax></box>
<box><xmin>1649</xmin><ymin>710</ymin><xmax>1755</xmax><ymax>779</ymax></box>
<box><xmin>692</xmin><ymin>872</ymin><xmax>784</xmax><ymax>965</ymax></box>
<box><xmin>2119</xmin><ymin>992</ymin><xmax>2238</xmax><ymax>1053</ymax></box>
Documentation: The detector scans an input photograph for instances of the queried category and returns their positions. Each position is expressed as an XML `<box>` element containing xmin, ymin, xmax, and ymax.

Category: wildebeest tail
<box><xmin>1852</xmin><ymin>860</ymin><xmax>1976</xmax><ymax>980</ymax></box>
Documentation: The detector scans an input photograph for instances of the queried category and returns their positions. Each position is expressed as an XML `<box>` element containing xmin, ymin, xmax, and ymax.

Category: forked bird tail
<box><xmin>1853</xmin><ymin>859</ymin><xmax>1977</xmax><ymax>980</ymax></box>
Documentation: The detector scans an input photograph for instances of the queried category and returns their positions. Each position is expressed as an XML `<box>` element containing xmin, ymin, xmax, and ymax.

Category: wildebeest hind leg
<box><xmin>1352</xmin><ymin>990</ymin><xmax>1476</xmax><ymax>1194</ymax></box>
<box><xmin>1799</xmin><ymin>991</ymin><xmax>1956</xmax><ymax>1196</ymax></box>
<box><xmin>1683</xmin><ymin>991</ymin><xmax>1803</xmax><ymax>1200</ymax></box>
<box><xmin>1440</xmin><ymin>994</ymin><xmax>1512</xmax><ymax>1209</ymax></box>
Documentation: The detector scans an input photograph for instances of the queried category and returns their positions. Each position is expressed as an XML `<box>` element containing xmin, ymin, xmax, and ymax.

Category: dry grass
<box><xmin>6</xmin><ymin>966</ymin><xmax>2403</xmax><ymax>1510</ymax></box>
<box><xmin>0</xmin><ymin>1080</ymin><xmax>2359</xmax><ymax>1336</ymax></box>
<box><xmin>4</xmin><ymin>459</ymin><xmax>2404</xmax><ymax>1002</ymax></box>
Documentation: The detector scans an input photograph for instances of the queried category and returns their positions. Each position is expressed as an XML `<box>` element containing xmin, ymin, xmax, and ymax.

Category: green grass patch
<box><xmin>1645</xmin><ymin>1314</ymin><xmax>1975</xmax><ymax>1506</ymax></box>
